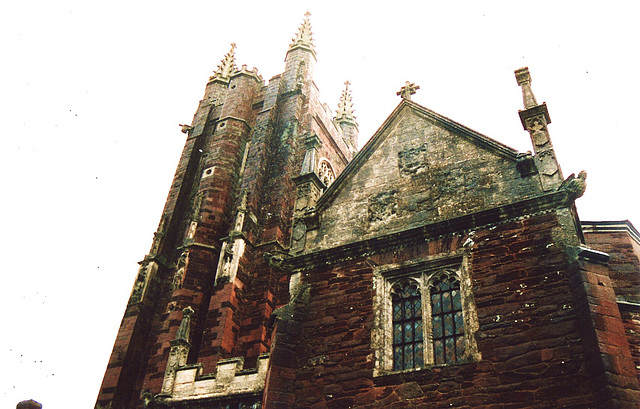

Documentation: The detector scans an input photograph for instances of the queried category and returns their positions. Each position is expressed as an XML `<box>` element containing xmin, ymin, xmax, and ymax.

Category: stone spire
<box><xmin>210</xmin><ymin>43</ymin><xmax>237</xmax><ymax>83</ymax></box>
<box><xmin>289</xmin><ymin>12</ymin><xmax>314</xmax><ymax>52</ymax></box>
<box><xmin>335</xmin><ymin>81</ymin><xmax>356</xmax><ymax>123</ymax></box>
<box><xmin>514</xmin><ymin>67</ymin><xmax>562</xmax><ymax>191</ymax></box>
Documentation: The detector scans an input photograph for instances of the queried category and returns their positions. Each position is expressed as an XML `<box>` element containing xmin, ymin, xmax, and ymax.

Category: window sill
<box><xmin>373</xmin><ymin>360</ymin><xmax>479</xmax><ymax>384</ymax></box>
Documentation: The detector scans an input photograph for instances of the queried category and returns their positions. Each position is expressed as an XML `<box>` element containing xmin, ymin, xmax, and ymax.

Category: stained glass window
<box><xmin>391</xmin><ymin>280</ymin><xmax>424</xmax><ymax>371</ymax></box>
<box><xmin>430</xmin><ymin>275</ymin><xmax>465</xmax><ymax>364</ymax></box>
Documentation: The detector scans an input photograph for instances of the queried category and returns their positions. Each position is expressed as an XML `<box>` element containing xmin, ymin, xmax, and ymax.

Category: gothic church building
<box><xmin>96</xmin><ymin>14</ymin><xmax>640</xmax><ymax>409</ymax></box>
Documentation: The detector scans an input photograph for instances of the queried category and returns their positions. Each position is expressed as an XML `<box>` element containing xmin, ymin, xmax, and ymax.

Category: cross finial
<box><xmin>397</xmin><ymin>81</ymin><xmax>420</xmax><ymax>100</ymax></box>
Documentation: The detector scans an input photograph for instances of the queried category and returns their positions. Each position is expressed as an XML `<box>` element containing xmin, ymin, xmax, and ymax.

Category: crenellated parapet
<box><xmin>158</xmin><ymin>354</ymin><xmax>269</xmax><ymax>403</ymax></box>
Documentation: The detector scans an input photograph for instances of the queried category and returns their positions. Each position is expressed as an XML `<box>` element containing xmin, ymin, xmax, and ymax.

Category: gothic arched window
<box><xmin>429</xmin><ymin>273</ymin><xmax>465</xmax><ymax>365</ymax></box>
<box><xmin>373</xmin><ymin>256</ymin><xmax>479</xmax><ymax>375</ymax></box>
<box><xmin>391</xmin><ymin>279</ymin><xmax>424</xmax><ymax>371</ymax></box>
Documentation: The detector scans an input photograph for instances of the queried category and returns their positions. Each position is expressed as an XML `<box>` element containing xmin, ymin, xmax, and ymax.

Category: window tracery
<box><xmin>318</xmin><ymin>159</ymin><xmax>335</xmax><ymax>188</ymax></box>
<box><xmin>373</xmin><ymin>255</ymin><xmax>479</xmax><ymax>375</ymax></box>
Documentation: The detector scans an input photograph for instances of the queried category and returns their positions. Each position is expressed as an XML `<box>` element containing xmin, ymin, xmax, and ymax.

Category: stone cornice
<box><xmin>518</xmin><ymin>103</ymin><xmax>551</xmax><ymax>130</ymax></box>
<box><xmin>582</xmin><ymin>220</ymin><xmax>640</xmax><ymax>246</ymax></box>
<box><xmin>286</xmin><ymin>191</ymin><xmax>573</xmax><ymax>273</ymax></box>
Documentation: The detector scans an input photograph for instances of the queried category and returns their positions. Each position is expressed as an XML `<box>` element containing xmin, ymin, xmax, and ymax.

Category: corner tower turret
<box><xmin>282</xmin><ymin>12</ymin><xmax>316</xmax><ymax>93</ymax></box>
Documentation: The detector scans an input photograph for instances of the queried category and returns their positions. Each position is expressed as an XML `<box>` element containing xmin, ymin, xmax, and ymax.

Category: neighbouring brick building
<box><xmin>96</xmin><ymin>14</ymin><xmax>640</xmax><ymax>409</ymax></box>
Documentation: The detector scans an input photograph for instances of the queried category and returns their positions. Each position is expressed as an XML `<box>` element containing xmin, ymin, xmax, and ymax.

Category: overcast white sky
<box><xmin>2</xmin><ymin>1</ymin><xmax>639</xmax><ymax>408</ymax></box>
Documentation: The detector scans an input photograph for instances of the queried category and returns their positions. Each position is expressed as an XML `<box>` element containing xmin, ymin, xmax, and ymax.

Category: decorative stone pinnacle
<box><xmin>290</xmin><ymin>12</ymin><xmax>314</xmax><ymax>50</ymax></box>
<box><xmin>514</xmin><ymin>67</ymin><xmax>538</xmax><ymax>109</ymax></box>
<box><xmin>175</xmin><ymin>306</ymin><xmax>194</xmax><ymax>342</ymax></box>
<box><xmin>397</xmin><ymin>81</ymin><xmax>420</xmax><ymax>100</ymax></box>
<box><xmin>211</xmin><ymin>43</ymin><xmax>238</xmax><ymax>82</ymax></box>
<box><xmin>335</xmin><ymin>80</ymin><xmax>356</xmax><ymax>122</ymax></box>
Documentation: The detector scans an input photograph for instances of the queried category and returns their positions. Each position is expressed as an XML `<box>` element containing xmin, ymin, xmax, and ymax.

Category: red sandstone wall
<box><xmin>584</xmin><ymin>226</ymin><xmax>640</xmax><ymax>385</ymax></box>
<box><xmin>268</xmin><ymin>214</ymin><xmax>602</xmax><ymax>408</ymax></box>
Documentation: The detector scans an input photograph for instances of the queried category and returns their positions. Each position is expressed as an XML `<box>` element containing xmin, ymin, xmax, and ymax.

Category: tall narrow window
<box><xmin>391</xmin><ymin>280</ymin><xmax>424</xmax><ymax>371</ymax></box>
<box><xmin>430</xmin><ymin>274</ymin><xmax>465</xmax><ymax>365</ymax></box>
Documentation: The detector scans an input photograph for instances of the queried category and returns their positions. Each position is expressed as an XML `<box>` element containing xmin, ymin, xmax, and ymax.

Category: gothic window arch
<box><xmin>428</xmin><ymin>271</ymin><xmax>465</xmax><ymax>365</ymax></box>
<box><xmin>373</xmin><ymin>254</ymin><xmax>479</xmax><ymax>375</ymax></box>
<box><xmin>318</xmin><ymin>159</ymin><xmax>335</xmax><ymax>188</ymax></box>
<box><xmin>391</xmin><ymin>278</ymin><xmax>424</xmax><ymax>371</ymax></box>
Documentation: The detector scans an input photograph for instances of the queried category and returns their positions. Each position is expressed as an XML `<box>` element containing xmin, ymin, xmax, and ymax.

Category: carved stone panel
<box><xmin>398</xmin><ymin>145</ymin><xmax>428</xmax><ymax>176</ymax></box>
<box><xmin>368</xmin><ymin>190</ymin><xmax>398</xmax><ymax>225</ymax></box>
<box><xmin>171</xmin><ymin>251</ymin><xmax>188</xmax><ymax>292</ymax></box>
<box><xmin>525</xmin><ymin>116</ymin><xmax>550</xmax><ymax>147</ymax></box>
<box><xmin>290</xmin><ymin>219</ymin><xmax>307</xmax><ymax>253</ymax></box>
<box><xmin>130</xmin><ymin>262</ymin><xmax>157</xmax><ymax>304</ymax></box>
<box><xmin>536</xmin><ymin>150</ymin><xmax>559</xmax><ymax>176</ymax></box>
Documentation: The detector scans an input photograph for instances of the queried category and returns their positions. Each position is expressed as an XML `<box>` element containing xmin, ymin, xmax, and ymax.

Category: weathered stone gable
<box><xmin>306</xmin><ymin>102</ymin><xmax>542</xmax><ymax>252</ymax></box>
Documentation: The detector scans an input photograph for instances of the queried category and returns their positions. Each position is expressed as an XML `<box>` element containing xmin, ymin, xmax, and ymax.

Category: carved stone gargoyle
<box><xmin>558</xmin><ymin>170</ymin><xmax>587</xmax><ymax>202</ymax></box>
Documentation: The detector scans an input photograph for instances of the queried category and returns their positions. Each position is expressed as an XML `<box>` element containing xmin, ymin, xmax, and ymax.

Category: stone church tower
<box><xmin>97</xmin><ymin>14</ymin><xmax>640</xmax><ymax>409</ymax></box>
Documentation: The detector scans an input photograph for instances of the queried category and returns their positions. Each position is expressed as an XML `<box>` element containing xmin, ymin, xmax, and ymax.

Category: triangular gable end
<box><xmin>306</xmin><ymin>99</ymin><xmax>541</xmax><ymax>253</ymax></box>
<box><xmin>317</xmin><ymin>99</ymin><xmax>520</xmax><ymax>211</ymax></box>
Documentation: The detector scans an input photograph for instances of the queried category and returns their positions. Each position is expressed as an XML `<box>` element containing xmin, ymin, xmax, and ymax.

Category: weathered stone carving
<box><xmin>536</xmin><ymin>149</ymin><xmax>559</xmax><ymax>176</ymax></box>
<box><xmin>215</xmin><ymin>236</ymin><xmax>245</xmax><ymax>285</ymax></box>
<box><xmin>290</xmin><ymin>219</ymin><xmax>307</xmax><ymax>253</ymax></box>
<box><xmin>131</xmin><ymin>274</ymin><xmax>146</xmax><ymax>303</ymax></box>
<box><xmin>186</xmin><ymin>221</ymin><xmax>197</xmax><ymax>240</ymax></box>
<box><xmin>368</xmin><ymin>190</ymin><xmax>398</xmax><ymax>225</ymax></box>
<box><xmin>516</xmin><ymin>152</ymin><xmax>538</xmax><ymax>177</ymax></box>
<box><xmin>159</xmin><ymin>307</ymin><xmax>194</xmax><ymax>397</ymax></box>
<box><xmin>130</xmin><ymin>263</ymin><xmax>152</xmax><ymax>304</ymax></box>
<box><xmin>398</xmin><ymin>145</ymin><xmax>428</xmax><ymax>176</ymax></box>
<box><xmin>294</xmin><ymin>182</ymin><xmax>321</xmax><ymax>213</ymax></box>
<box><xmin>559</xmin><ymin>170</ymin><xmax>587</xmax><ymax>201</ymax></box>
<box><xmin>140</xmin><ymin>390</ymin><xmax>155</xmax><ymax>408</ymax></box>
<box><xmin>525</xmin><ymin>116</ymin><xmax>550</xmax><ymax>146</ymax></box>
<box><xmin>264</xmin><ymin>251</ymin><xmax>291</xmax><ymax>272</ymax></box>
<box><xmin>171</xmin><ymin>251</ymin><xmax>188</xmax><ymax>292</ymax></box>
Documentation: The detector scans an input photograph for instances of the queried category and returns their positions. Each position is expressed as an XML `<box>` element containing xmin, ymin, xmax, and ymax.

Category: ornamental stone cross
<box><xmin>397</xmin><ymin>81</ymin><xmax>420</xmax><ymax>100</ymax></box>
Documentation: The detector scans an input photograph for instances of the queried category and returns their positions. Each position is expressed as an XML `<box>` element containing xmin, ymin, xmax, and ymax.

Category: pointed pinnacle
<box><xmin>290</xmin><ymin>12</ymin><xmax>314</xmax><ymax>50</ymax></box>
<box><xmin>336</xmin><ymin>80</ymin><xmax>356</xmax><ymax>122</ymax></box>
<box><xmin>211</xmin><ymin>43</ymin><xmax>238</xmax><ymax>81</ymax></box>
